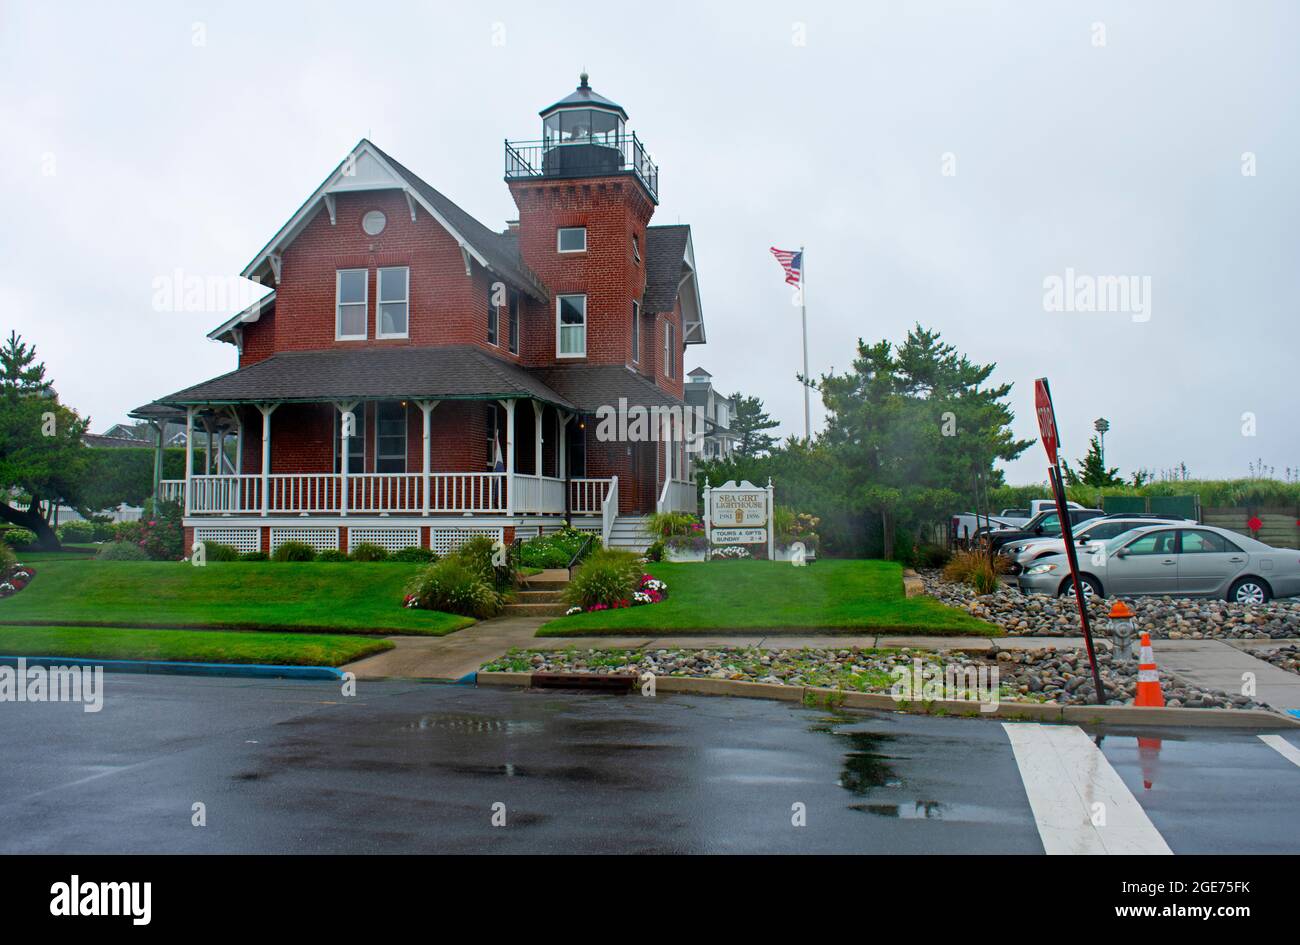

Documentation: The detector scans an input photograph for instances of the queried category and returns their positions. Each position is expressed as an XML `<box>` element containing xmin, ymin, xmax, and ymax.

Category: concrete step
<box><xmin>499</xmin><ymin>602</ymin><xmax>569</xmax><ymax>617</ymax></box>
<box><xmin>516</xmin><ymin>589</ymin><xmax>563</xmax><ymax>603</ymax></box>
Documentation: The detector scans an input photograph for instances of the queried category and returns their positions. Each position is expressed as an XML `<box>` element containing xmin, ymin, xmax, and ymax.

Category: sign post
<box><xmin>705</xmin><ymin>479</ymin><xmax>772</xmax><ymax>559</ymax></box>
<box><xmin>1034</xmin><ymin>378</ymin><xmax>1107</xmax><ymax>704</ymax></box>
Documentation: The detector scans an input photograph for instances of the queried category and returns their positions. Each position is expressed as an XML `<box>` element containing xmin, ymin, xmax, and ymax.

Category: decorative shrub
<box><xmin>91</xmin><ymin>521</ymin><xmax>116</xmax><ymax>542</ymax></box>
<box><xmin>3</xmin><ymin>528</ymin><xmax>37</xmax><ymax>549</ymax></box>
<box><xmin>404</xmin><ymin>557</ymin><xmax>501</xmax><ymax>618</ymax></box>
<box><xmin>0</xmin><ymin>550</ymin><xmax>34</xmax><ymax>597</ymax></box>
<box><xmin>390</xmin><ymin>546</ymin><xmax>437</xmax><ymax>564</ymax></box>
<box><xmin>666</xmin><ymin>534</ymin><xmax>707</xmax><ymax>553</ymax></box>
<box><xmin>138</xmin><ymin>500</ymin><xmax>183</xmax><ymax>560</ymax></box>
<box><xmin>644</xmin><ymin>540</ymin><xmax>665</xmax><ymax>562</ymax></box>
<box><xmin>775</xmin><ymin>507</ymin><xmax>821</xmax><ymax>551</ymax></box>
<box><xmin>349</xmin><ymin>542</ymin><xmax>390</xmax><ymax>562</ymax></box>
<box><xmin>455</xmin><ymin>535</ymin><xmax>516</xmax><ymax>591</ymax></box>
<box><xmin>202</xmin><ymin>541</ymin><xmax>241</xmax><ymax>562</ymax></box>
<box><xmin>518</xmin><ymin>526</ymin><xmax>594</xmax><ymax>569</ymax></box>
<box><xmin>240</xmin><ymin>550</ymin><xmax>269</xmax><ymax>561</ymax></box>
<box><xmin>96</xmin><ymin>542</ymin><xmax>150</xmax><ymax>561</ymax></box>
<box><xmin>562</xmin><ymin>549</ymin><xmax>642</xmax><ymax>611</ymax></box>
<box><xmin>916</xmin><ymin>544</ymin><xmax>951</xmax><ymax>568</ymax></box>
<box><xmin>57</xmin><ymin>521</ymin><xmax>96</xmax><ymax>544</ymax></box>
<box><xmin>0</xmin><ymin>543</ymin><xmax>16</xmax><ymax>573</ymax></box>
<box><xmin>113</xmin><ymin>520</ymin><xmax>145</xmax><ymax>545</ymax></box>
<box><xmin>645</xmin><ymin>511</ymin><xmax>702</xmax><ymax>538</ymax></box>
<box><xmin>316</xmin><ymin>549</ymin><xmax>349</xmax><ymax>562</ymax></box>
<box><xmin>942</xmin><ymin>550</ymin><xmax>999</xmax><ymax>595</ymax></box>
<box><xmin>272</xmin><ymin>541</ymin><xmax>317</xmax><ymax>562</ymax></box>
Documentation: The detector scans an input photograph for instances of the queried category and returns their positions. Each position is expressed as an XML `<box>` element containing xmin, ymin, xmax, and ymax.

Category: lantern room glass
<box><xmin>543</xmin><ymin>109</ymin><xmax>624</xmax><ymax>148</ymax></box>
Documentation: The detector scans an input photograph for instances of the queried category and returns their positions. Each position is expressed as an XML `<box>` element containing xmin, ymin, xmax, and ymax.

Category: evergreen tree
<box><xmin>729</xmin><ymin>391</ymin><xmax>781</xmax><ymax>457</ymax></box>
<box><xmin>1066</xmin><ymin>436</ymin><xmax>1123</xmax><ymax>487</ymax></box>
<box><xmin>0</xmin><ymin>331</ymin><xmax>54</xmax><ymax>397</ymax></box>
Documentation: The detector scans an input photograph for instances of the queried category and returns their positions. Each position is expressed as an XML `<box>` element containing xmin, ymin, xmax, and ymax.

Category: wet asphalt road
<box><xmin>0</xmin><ymin>674</ymin><xmax>1296</xmax><ymax>854</ymax></box>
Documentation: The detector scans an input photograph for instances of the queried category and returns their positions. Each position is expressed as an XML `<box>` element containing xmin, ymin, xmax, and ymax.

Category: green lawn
<box><xmin>538</xmin><ymin>559</ymin><xmax>998</xmax><ymax>636</ymax></box>
<box><xmin>0</xmin><ymin>559</ymin><xmax>472</xmax><ymax>636</ymax></box>
<box><xmin>0</xmin><ymin>626</ymin><xmax>391</xmax><ymax>666</ymax></box>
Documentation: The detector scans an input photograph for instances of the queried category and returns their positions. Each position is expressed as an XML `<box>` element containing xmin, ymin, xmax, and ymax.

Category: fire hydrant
<box><xmin>1107</xmin><ymin>600</ymin><xmax>1136</xmax><ymax>664</ymax></box>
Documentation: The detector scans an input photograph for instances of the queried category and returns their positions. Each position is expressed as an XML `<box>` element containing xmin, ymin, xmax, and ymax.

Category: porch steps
<box><xmin>499</xmin><ymin>570</ymin><xmax>571</xmax><ymax>616</ymax></box>
<box><xmin>499</xmin><ymin>602</ymin><xmax>569</xmax><ymax>617</ymax></box>
<box><xmin>606</xmin><ymin>514</ymin><xmax>655</xmax><ymax>553</ymax></box>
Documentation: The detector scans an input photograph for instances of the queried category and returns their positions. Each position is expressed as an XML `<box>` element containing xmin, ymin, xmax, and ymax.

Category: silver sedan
<box><xmin>1016</xmin><ymin>524</ymin><xmax>1300</xmax><ymax>603</ymax></box>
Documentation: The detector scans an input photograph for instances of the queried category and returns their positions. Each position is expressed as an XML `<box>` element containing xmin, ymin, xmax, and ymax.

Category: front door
<box><xmin>1107</xmin><ymin>529</ymin><xmax>1179</xmax><ymax>595</ymax></box>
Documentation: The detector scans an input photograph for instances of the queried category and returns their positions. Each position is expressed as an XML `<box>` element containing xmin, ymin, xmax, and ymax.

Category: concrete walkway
<box><xmin>1146</xmin><ymin>639</ymin><xmax>1300</xmax><ymax>713</ymax></box>
<box><xmin>344</xmin><ymin>616</ymin><xmax>548</xmax><ymax>680</ymax></box>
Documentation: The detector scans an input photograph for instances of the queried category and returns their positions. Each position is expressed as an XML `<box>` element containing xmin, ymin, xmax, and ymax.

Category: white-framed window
<box><xmin>632</xmin><ymin>233</ymin><xmax>641</xmax><ymax>263</ymax></box>
<box><xmin>377</xmin><ymin>266</ymin><xmax>409</xmax><ymax>338</ymax></box>
<box><xmin>557</xmin><ymin>227</ymin><xmax>587</xmax><ymax>253</ymax></box>
<box><xmin>557</xmin><ymin>294</ymin><xmax>586</xmax><ymax>357</ymax></box>
<box><xmin>630</xmin><ymin>300</ymin><xmax>640</xmax><ymax>363</ymax></box>
<box><xmin>336</xmin><ymin>269</ymin><xmax>368</xmax><ymax>340</ymax></box>
<box><xmin>663</xmin><ymin>320</ymin><xmax>674</xmax><ymax>378</ymax></box>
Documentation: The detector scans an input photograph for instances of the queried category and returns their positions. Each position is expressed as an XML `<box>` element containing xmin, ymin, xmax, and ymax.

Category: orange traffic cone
<box><xmin>1135</xmin><ymin>632</ymin><xmax>1165</xmax><ymax>707</ymax></box>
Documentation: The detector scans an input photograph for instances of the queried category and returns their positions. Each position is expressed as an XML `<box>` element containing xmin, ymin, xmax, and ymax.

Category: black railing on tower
<box><xmin>504</xmin><ymin>133</ymin><xmax>659</xmax><ymax>201</ymax></box>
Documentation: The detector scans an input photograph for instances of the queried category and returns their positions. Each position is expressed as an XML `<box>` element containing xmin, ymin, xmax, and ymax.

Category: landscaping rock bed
<box><xmin>919</xmin><ymin>569</ymin><xmax>1300</xmax><ymax>640</ymax></box>
<box><xmin>1259</xmin><ymin>644</ymin><xmax>1300</xmax><ymax>677</ymax></box>
<box><xmin>481</xmin><ymin>645</ymin><xmax>1263</xmax><ymax>709</ymax></box>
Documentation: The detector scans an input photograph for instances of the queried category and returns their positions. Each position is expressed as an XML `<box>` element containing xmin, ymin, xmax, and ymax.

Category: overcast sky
<box><xmin>2</xmin><ymin>1</ymin><xmax>1296</xmax><ymax>485</ymax></box>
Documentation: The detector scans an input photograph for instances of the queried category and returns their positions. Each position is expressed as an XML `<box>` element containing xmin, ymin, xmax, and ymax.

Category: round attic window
<box><xmin>362</xmin><ymin>210</ymin><xmax>387</xmax><ymax>236</ymax></box>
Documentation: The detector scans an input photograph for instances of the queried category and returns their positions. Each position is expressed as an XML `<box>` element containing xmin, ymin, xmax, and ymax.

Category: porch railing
<box><xmin>657</xmin><ymin>478</ymin><xmax>697</xmax><ymax>515</ymax></box>
<box><xmin>569</xmin><ymin>477</ymin><xmax>614</xmax><ymax>514</ymax></box>
<box><xmin>165</xmin><ymin>472</ymin><xmax>586</xmax><ymax>516</ymax></box>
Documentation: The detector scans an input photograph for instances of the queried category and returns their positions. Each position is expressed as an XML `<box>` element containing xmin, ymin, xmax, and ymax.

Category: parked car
<box><xmin>1016</xmin><ymin>524</ymin><xmax>1300</xmax><ymax>603</ymax></box>
<box><xmin>950</xmin><ymin>512</ymin><xmax>1017</xmax><ymax>543</ymax></box>
<box><xmin>985</xmin><ymin>507</ymin><xmax>1105</xmax><ymax>553</ymax></box>
<box><xmin>1001</xmin><ymin>514</ymin><xmax>1196</xmax><ymax>573</ymax></box>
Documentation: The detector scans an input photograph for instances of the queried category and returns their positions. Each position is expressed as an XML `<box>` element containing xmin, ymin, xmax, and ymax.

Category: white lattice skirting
<box><xmin>193</xmin><ymin>527</ymin><xmax>261</xmax><ymax>554</ymax></box>
<box><xmin>269</xmin><ymin>527</ymin><xmax>340</xmax><ymax>553</ymax></box>
<box><xmin>348</xmin><ymin>527</ymin><xmax>421</xmax><ymax>552</ymax></box>
<box><xmin>429</xmin><ymin>526</ymin><xmax>503</xmax><ymax>556</ymax></box>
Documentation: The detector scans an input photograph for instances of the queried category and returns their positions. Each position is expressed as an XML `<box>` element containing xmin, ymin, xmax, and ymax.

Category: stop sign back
<box><xmin>1034</xmin><ymin>377</ymin><xmax>1059</xmax><ymax>465</ymax></box>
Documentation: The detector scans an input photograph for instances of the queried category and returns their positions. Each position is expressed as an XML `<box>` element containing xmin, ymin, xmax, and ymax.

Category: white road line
<box><xmin>1259</xmin><ymin>734</ymin><xmax>1300</xmax><ymax>768</ymax></box>
<box><xmin>1003</xmin><ymin>723</ymin><xmax>1173</xmax><ymax>855</ymax></box>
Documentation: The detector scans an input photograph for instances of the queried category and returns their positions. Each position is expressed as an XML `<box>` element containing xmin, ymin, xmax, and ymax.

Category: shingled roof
<box><xmin>155</xmin><ymin>346</ymin><xmax>575</xmax><ymax>411</ymax></box>
<box><xmin>642</xmin><ymin>224</ymin><xmax>691</xmax><ymax>314</ymax></box>
<box><xmin>530</xmin><ymin>364</ymin><xmax>684</xmax><ymax>413</ymax></box>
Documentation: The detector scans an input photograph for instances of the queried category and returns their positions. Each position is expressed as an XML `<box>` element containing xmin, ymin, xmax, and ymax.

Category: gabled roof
<box><xmin>155</xmin><ymin>345</ymin><xmax>576</xmax><ymax>411</ymax></box>
<box><xmin>208</xmin><ymin>292</ymin><xmax>275</xmax><ymax>347</ymax></box>
<box><xmin>240</xmin><ymin>139</ymin><xmax>547</xmax><ymax>303</ymax></box>
<box><xmin>643</xmin><ymin>225</ymin><xmax>706</xmax><ymax>344</ymax></box>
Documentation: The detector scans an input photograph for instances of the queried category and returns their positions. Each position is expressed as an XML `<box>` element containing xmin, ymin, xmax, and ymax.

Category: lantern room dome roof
<box><xmin>539</xmin><ymin>72</ymin><xmax>628</xmax><ymax>120</ymax></box>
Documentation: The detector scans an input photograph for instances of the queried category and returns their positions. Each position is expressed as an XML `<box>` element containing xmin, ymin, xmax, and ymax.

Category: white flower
<box><xmin>565</xmin><ymin>606</ymin><xmax>583</xmax><ymax>615</ymax></box>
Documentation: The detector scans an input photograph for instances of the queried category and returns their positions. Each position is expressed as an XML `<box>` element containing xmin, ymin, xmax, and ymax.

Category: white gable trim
<box><xmin>208</xmin><ymin>291</ymin><xmax>276</xmax><ymax>347</ymax></box>
<box><xmin>680</xmin><ymin>229</ymin><xmax>706</xmax><ymax>345</ymax></box>
<box><xmin>240</xmin><ymin>140</ymin><xmax>490</xmax><ymax>284</ymax></box>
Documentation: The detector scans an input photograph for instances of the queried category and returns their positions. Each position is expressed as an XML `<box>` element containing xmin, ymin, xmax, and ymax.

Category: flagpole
<box><xmin>800</xmin><ymin>245</ymin><xmax>810</xmax><ymax>443</ymax></box>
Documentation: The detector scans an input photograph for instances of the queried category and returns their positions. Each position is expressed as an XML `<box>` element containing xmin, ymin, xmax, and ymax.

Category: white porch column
<box><xmin>532</xmin><ymin>401</ymin><xmax>543</xmax><ymax>477</ymax></box>
<box><xmin>335</xmin><ymin>401</ymin><xmax>358</xmax><ymax>518</ymax></box>
<box><xmin>217</xmin><ymin>429</ymin><xmax>226</xmax><ymax>475</ymax></box>
<box><xmin>500</xmin><ymin>399</ymin><xmax>516</xmax><ymax>515</ymax></box>
<box><xmin>205</xmin><ymin>422</ymin><xmax>215</xmax><ymax>476</ymax></box>
<box><xmin>558</xmin><ymin>412</ymin><xmax>569</xmax><ymax>480</ymax></box>
<box><xmin>183</xmin><ymin>407</ymin><xmax>194</xmax><ymax>516</ymax></box>
<box><xmin>257</xmin><ymin>403</ymin><xmax>277</xmax><ymax>517</ymax></box>
<box><xmin>416</xmin><ymin>400</ymin><xmax>438</xmax><ymax>516</ymax></box>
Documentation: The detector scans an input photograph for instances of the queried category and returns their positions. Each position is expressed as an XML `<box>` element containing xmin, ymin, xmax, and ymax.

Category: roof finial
<box><xmin>579</xmin><ymin>69</ymin><xmax>589</xmax><ymax>88</ymax></box>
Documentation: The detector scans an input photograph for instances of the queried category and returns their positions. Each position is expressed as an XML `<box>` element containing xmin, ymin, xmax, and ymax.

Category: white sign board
<box><xmin>704</xmin><ymin>479</ymin><xmax>775</xmax><ymax>558</ymax></box>
<box><xmin>709</xmin><ymin>487</ymin><xmax>767</xmax><ymax>528</ymax></box>
<box><xmin>711</xmin><ymin>527</ymin><xmax>768</xmax><ymax>545</ymax></box>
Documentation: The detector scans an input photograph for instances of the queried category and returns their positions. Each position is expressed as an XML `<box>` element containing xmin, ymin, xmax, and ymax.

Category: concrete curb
<box><xmin>0</xmin><ymin>654</ymin><xmax>345</xmax><ymax>681</ymax></box>
<box><xmin>473</xmin><ymin>670</ymin><xmax>1300</xmax><ymax>729</ymax></box>
<box><xmin>902</xmin><ymin>568</ymin><xmax>924</xmax><ymax>598</ymax></box>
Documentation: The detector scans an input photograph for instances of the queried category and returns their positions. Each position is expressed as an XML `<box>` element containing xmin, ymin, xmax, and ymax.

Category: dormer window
<box><xmin>558</xmin><ymin>227</ymin><xmax>587</xmax><ymax>253</ymax></box>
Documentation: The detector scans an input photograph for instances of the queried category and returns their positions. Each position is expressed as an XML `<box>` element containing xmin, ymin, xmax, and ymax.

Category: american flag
<box><xmin>770</xmin><ymin>247</ymin><xmax>802</xmax><ymax>286</ymax></box>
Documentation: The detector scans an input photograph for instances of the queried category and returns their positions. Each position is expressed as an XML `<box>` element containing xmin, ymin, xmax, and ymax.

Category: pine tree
<box><xmin>729</xmin><ymin>392</ymin><xmax>781</xmax><ymax>457</ymax></box>
<box><xmin>0</xmin><ymin>331</ymin><xmax>54</xmax><ymax>397</ymax></box>
<box><xmin>1071</xmin><ymin>436</ymin><xmax>1123</xmax><ymax>487</ymax></box>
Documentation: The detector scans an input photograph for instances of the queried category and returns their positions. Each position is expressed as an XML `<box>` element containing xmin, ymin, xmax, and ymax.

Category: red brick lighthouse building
<box><xmin>136</xmin><ymin>74</ymin><xmax>706</xmax><ymax>556</ymax></box>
